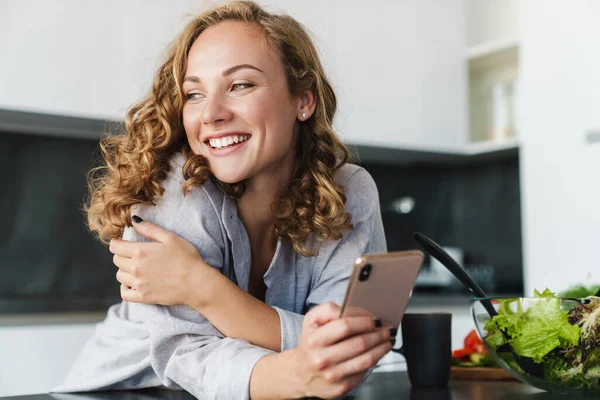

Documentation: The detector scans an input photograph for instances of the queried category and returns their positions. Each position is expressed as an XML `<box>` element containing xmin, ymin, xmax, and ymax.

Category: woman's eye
<box><xmin>231</xmin><ymin>83</ymin><xmax>254</xmax><ymax>91</ymax></box>
<box><xmin>185</xmin><ymin>92</ymin><xmax>204</xmax><ymax>101</ymax></box>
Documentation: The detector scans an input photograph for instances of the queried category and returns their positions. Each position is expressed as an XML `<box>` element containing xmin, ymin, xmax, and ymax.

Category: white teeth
<box><xmin>208</xmin><ymin>134</ymin><xmax>250</xmax><ymax>149</ymax></box>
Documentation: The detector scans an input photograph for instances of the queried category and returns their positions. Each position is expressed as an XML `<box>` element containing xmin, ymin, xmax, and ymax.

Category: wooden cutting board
<box><xmin>450</xmin><ymin>366</ymin><xmax>517</xmax><ymax>381</ymax></box>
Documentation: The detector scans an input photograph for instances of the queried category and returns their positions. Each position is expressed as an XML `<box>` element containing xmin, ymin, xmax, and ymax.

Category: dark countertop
<box><xmin>0</xmin><ymin>296</ymin><xmax>477</xmax><ymax>327</ymax></box>
<box><xmin>408</xmin><ymin>293</ymin><xmax>475</xmax><ymax>308</ymax></box>
<box><xmin>4</xmin><ymin>371</ymin><xmax>588</xmax><ymax>400</ymax></box>
<box><xmin>408</xmin><ymin>292</ymin><xmax>524</xmax><ymax>308</ymax></box>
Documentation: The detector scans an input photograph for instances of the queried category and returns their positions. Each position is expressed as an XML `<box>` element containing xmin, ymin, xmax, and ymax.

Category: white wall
<box><xmin>0</xmin><ymin>0</ymin><xmax>467</xmax><ymax>149</ymax></box>
<box><xmin>518</xmin><ymin>0</ymin><xmax>600</xmax><ymax>295</ymax></box>
<box><xmin>0</xmin><ymin>323</ymin><xmax>95</xmax><ymax>396</ymax></box>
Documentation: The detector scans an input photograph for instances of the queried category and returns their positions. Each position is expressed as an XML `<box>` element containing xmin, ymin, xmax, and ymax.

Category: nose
<box><xmin>201</xmin><ymin>93</ymin><xmax>233</xmax><ymax>126</ymax></box>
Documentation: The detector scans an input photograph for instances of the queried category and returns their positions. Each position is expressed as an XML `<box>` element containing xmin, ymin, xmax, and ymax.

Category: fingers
<box><xmin>308</xmin><ymin>315</ymin><xmax>379</xmax><ymax>347</ymax></box>
<box><xmin>112</xmin><ymin>253</ymin><xmax>134</xmax><ymax>271</ymax></box>
<box><xmin>116</xmin><ymin>268</ymin><xmax>135</xmax><ymax>287</ymax></box>
<box><xmin>113</xmin><ymin>253</ymin><xmax>136</xmax><ymax>287</ymax></box>
<box><xmin>323</xmin><ymin>340</ymin><xmax>393</xmax><ymax>383</ymax></box>
<box><xmin>109</xmin><ymin>239</ymin><xmax>145</xmax><ymax>258</ymax></box>
<box><xmin>305</xmin><ymin>302</ymin><xmax>342</xmax><ymax>327</ymax></box>
<box><xmin>131</xmin><ymin>215</ymin><xmax>173</xmax><ymax>243</ymax></box>
<box><xmin>120</xmin><ymin>283</ymin><xmax>144</xmax><ymax>303</ymax></box>
<box><xmin>331</xmin><ymin>372</ymin><xmax>364</xmax><ymax>398</ymax></box>
<box><xmin>317</xmin><ymin>328</ymin><xmax>391</xmax><ymax>368</ymax></box>
<box><xmin>316</xmin><ymin>372</ymin><xmax>364</xmax><ymax>400</ymax></box>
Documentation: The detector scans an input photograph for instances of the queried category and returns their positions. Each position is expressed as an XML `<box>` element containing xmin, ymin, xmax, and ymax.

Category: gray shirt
<box><xmin>53</xmin><ymin>153</ymin><xmax>387</xmax><ymax>399</ymax></box>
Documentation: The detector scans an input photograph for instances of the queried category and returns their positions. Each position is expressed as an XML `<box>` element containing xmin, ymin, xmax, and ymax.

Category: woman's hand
<box><xmin>109</xmin><ymin>216</ymin><xmax>218</xmax><ymax>306</ymax></box>
<box><xmin>290</xmin><ymin>302</ymin><xmax>394</xmax><ymax>399</ymax></box>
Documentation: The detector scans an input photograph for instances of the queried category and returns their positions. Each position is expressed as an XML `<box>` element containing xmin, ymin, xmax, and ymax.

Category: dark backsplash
<box><xmin>361</xmin><ymin>156</ymin><xmax>523</xmax><ymax>294</ymax></box>
<box><xmin>0</xmin><ymin>128</ymin><xmax>523</xmax><ymax>313</ymax></box>
<box><xmin>0</xmin><ymin>132</ymin><xmax>120</xmax><ymax>313</ymax></box>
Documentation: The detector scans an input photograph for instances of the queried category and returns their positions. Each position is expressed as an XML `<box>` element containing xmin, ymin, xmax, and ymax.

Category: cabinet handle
<box><xmin>586</xmin><ymin>130</ymin><xmax>600</xmax><ymax>145</ymax></box>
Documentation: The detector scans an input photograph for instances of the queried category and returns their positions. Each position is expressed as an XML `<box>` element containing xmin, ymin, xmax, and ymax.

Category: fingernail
<box><xmin>390</xmin><ymin>338</ymin><xmax>396</xmax><ymax>346</ymax></box>
<box><xmin>374</xmin><ymin>319</ymin><xmax>382</xmax><ymax>328</ymax></box>
<box><xmin>132</xmin><ymin>215</ymin><xmax>144</xmax><ymax>224</ymax></box>
<box><xmin>389</xmin><ymin>328</ymin><xmax>398</xmax><ymax>337</ymax></box>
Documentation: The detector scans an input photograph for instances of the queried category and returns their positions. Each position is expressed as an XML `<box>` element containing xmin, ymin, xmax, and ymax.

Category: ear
<box><xmin>296</xmin><ymin>90</ymin><xmax>316</xmax><ymax>121</ymax></box>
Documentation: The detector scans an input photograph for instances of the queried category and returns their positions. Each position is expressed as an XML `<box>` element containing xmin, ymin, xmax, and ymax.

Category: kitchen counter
<box><xmin>2</xmin><ymin>371</ymin><xmax>579</xmax><ymax>400</ymax></box>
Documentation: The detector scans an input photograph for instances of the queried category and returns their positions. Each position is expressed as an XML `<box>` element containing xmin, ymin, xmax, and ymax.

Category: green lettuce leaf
<box><xmin>492</xmin><ymin>314</ymin><xmax>523</xmax><ymax>338</ymax></box>
<box><xmin>484</xmin><ymin>289</ymin><xmax>580</xmax><ymax>363</ymax></box>
<box><xmin>511</xmin><ymin>323</ymin><xmax>562</xmax><ymax>362</ymax></box>
<box><xmin>534</xmin><ymin>288</ymin><xmax>556</xmax><ymax>298</ymax></box>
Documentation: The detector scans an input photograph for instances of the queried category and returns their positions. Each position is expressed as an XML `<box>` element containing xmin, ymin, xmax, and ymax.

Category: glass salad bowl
<box><xmin>471</xmin><ymin>292</ymin><xmax>600</xmax><ymax>395</ymax></box>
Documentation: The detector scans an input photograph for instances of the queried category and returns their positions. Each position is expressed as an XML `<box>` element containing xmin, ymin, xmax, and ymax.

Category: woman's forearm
<box><xmin>188</xmin><ymin>267</ymin><xmax>282</xmax><ymax>352</ymax></box>
<box><xmin>249</xmin><ymin>350</ymin><xmax>304</xmax><ymax>399</ymax></box>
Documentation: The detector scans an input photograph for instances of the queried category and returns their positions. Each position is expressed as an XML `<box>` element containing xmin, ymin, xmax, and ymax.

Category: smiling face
<box><xmin>182</xmin><ymin>21</ymin><xmax>305</xmax><ymax>185</ymax></box>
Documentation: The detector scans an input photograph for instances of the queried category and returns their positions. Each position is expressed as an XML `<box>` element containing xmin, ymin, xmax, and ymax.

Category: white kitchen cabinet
<box><xmin>0</xmin><ymin>0</ymin><xmax>196</xmax><ymax>120</ymax></box>
<box><xmin>466</xmin><ymin>0</ymin><xmax>519</xmax><ymax>148</ymax></box>
<box><xmin>466</xmin><ymin>0</ymin><xmax>519</xmax><ymax>49</ymax></box>
<box><xmin>0</xmin><ymin>0</ymin><xmax>468</xmax><ymax>151</ymax></box>
<box><xmin>323</xmin><ymin>1</ymin><xmax>468</xmax><ymax>150</ymax></box>
<box><xmin>267</xmin><ymin>0</ymin><xmax>469</xmax><ymax>150</ymax></box>
<box><xmin>518</xmin><ymin>0</ymin><xmax>600</xmax><ymax>294</ymax></box>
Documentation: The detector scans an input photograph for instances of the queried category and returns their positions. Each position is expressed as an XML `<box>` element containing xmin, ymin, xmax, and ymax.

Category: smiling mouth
<box><xmin>206</xmin><ymin>134</ymin><xmax>251</xmax><ymax>149</ymax></box>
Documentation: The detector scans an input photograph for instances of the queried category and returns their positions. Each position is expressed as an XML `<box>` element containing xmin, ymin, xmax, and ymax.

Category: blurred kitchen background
<box><xmin>0</xmin><ymin>0</ymin><xmax>599</xmax><ymax>396</ymax></box>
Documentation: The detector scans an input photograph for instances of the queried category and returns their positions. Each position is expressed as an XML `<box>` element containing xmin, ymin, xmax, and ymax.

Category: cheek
<box><xmin>243</xmin><ymin>93</ymin><xmax>296</xmax><ymax>132</ymax></box>
<box><xmin>182</xmin><ymin>106</ymin><xmax>203</xmax><ymax>153</ymax></box>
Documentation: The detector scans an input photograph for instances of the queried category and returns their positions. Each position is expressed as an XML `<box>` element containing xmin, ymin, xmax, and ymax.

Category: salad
<box><xmin>482</xmin><ymin>288</ymin><xmax>600</xmax><ymax>388</ymax></box>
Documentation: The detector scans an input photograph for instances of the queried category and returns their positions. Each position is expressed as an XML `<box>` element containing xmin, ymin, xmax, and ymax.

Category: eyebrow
<box><xmin>183</xmin><ymin>64</ymin><xmax>264</xmax><ymax>84</ymax></box>
<box><xmin>223</xmin><ymin>63</ymin><xmax>264</xmax><ymax>76</ymax></box>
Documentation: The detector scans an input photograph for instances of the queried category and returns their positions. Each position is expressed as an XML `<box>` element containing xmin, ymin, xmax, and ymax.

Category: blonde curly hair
<box><xmin>85</xmin><ymin>1</ymin><xmax>352</xmax><ymax>256</ymax></box>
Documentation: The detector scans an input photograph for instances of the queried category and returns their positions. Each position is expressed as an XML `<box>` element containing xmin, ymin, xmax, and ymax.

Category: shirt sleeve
<box><xmin>277</xmin><ymin>168</ymin><xmax>387</xmax><ymax>352</ymax></box>
<box><xmin>143</xmin><ymin>303</ymin><xmax>273</xmax><ymax>399</ymax></box>
<box><xmin>51</xmin><ymin>301</ymin><xmax>162</xmax><ymax>393</ymax></box>
<box><xmin>54</xmin><ymin>303</ymin><xmax>274</xmax><ymax>399</ymax></box>
<box><xmin>55</xmin><ymin>173</ymin><xmax>275</xmax><ymax>399</ymax></box>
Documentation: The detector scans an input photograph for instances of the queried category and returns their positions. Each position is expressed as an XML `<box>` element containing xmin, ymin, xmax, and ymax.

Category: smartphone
<box><xmin>340</xmin><ymin>250</ymin><xmax>425</xmax><ymax>328</ymax></box>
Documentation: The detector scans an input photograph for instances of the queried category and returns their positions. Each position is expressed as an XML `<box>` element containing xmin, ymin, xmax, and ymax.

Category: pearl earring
<box><xmin>301</xmin><ymin>113</ymin><xmax>306</xmax><ymax>119</ymax></box>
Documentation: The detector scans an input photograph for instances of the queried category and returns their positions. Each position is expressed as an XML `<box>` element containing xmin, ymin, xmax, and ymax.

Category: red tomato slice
<box><xmin>452</xmin><ymin>348</ymin><xmax>474</xmax><ymax>359</ymax></box>
<box><xmin>464</xmin><ymin>329</ymin><xmax>480</xmax><ymax>349</ymax></box>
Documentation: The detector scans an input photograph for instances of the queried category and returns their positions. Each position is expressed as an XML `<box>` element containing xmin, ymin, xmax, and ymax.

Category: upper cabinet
<box><xmin>0</xmin><ymin>0</ymin><xmax>522</xmax><ymax>157</ymax></box>
<box><xmin>465</xmin><ymin>0</ymin><xmax>519</xmax><ymax>149</ymax></box>
<box><xmin>0</xmin><ymin>0</ymin><xmax>470</xmax><ymax>153</ymax></box>
<box><xmin>0</xmin><ymin>0</ymin><xmax>197</xmax><ymax>120</ymax></box>
<box><xmin>323</xmin><ymin>1</ymin><xmax>468</xmax><ymax>151</ymax></box>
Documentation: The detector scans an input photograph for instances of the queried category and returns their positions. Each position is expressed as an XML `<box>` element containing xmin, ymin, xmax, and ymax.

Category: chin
<box><xmin>211</xmin><ymin>168</ymin><xmax>249</xmax><ymax>185</ymax></box>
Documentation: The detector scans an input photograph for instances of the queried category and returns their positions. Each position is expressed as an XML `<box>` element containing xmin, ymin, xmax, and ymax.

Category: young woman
<box><xmin>56</xmin><ymin>2</ymin><xmax>391</xmax><ymax>399</ymax></box>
